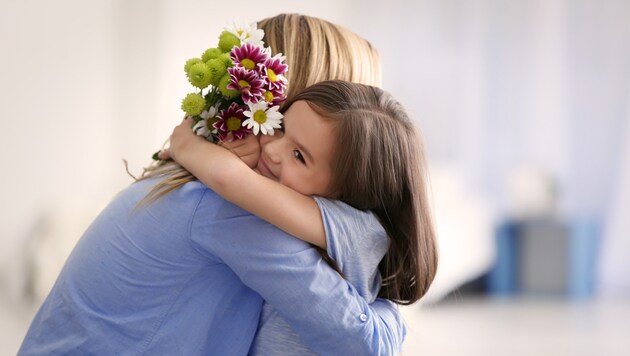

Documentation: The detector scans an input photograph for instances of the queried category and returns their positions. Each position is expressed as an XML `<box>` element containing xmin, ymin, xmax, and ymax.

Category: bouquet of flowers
<box><xmin>180</xmin><ymin>22</ymin><xmax>288</xmax><ymax>144</ymax></box>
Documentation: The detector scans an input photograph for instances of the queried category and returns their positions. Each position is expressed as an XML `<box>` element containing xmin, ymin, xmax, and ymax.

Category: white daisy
<box><xmin>192</xmin><ymin>106</ymin><xmax>219</xmax><ymax>139</ymax></box>
<box><xmin>243</xmin><ymin>102</ymin><xmax>283</xmax><ymax>136</ymax></box>
<box><xmin>225</xmin><ymin>21</ymin><xmax>264</xmax><ymax>47</ymax></box>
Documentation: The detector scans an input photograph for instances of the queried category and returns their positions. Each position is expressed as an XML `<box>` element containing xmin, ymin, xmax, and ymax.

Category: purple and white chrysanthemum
<box><xmin>243</xmin><ymin>101</ymin><xmax>283</xmax><ymax>136</ymax></box>
<box><xmin>230</xmin><ymin>43</ymin><xmax>270</xmax><ymax>71</ymax></box>
<box><xmin>192</xmin><ymin>106</ymin><xmax>219</xmax><ymax>139</ymax></box>
<box><xmin>226</xmin><ymin>67</ymin><xmax>266</xmax><ymax>104</ymax></box>
<box><xmin>261</xmin><ymin>89</ymin><xmax>286</xmax><ymax>106</ymax></box>
<box><xmin>213</xmin><ymin>102</ymin><xmax>251</xmax><ymax>141</ymax></box>
<box><xmin>260</xmin><ymin>53</ymin><xmax>288</xmax><ymax>91</ymax></box>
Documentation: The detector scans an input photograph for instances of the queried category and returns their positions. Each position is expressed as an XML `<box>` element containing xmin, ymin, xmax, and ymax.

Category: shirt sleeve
<box><xmin>314</xmin><ymin>197</ymin><xmax>389</xmax><ymax>303</ymax></box>
<box><xmin>191</xmin><ymin>191</ymin><xmax>405</xmax><ymax>355</ymax></box>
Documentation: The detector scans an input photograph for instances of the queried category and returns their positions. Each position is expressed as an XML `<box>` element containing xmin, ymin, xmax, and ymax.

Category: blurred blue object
<box><xmin>488</xmin><ymin>219</ymin><xmax>599</xmax><ymax>299</ymax></box>
<box><xmin>568</xmin><ymin>221</ymin><xmax>600</xmax><ymax>299</ymax></box>
<box><xmin>488</xmin><ymin>222</ymin><xmax>519</xmax><ymax>296</ymax></box>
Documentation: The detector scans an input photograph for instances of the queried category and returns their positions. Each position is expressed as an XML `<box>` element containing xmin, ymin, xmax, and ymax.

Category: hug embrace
<box><xmin>19</xmin><ymin>13</ymin><xmax>437</xmax><ymax>355</ymax></box>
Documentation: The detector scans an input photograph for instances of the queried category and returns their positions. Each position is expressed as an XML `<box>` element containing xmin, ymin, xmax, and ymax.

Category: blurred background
<box><xmin>1</xmin><ymin>0</ymin><xmax>628</xmax><ymax>355</ymax></box>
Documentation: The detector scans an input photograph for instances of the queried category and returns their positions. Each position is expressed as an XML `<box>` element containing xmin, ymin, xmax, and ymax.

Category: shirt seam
<box><xmin>188</xmin><ymin>188</ymin><xmax>226</xmax><ymax>264</ymax></box>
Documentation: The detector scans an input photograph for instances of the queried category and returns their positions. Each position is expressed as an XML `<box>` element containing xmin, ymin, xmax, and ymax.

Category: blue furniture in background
<box><xmin>487</xmin><ymin>219</ymin><xmax>600</xmax><ymax>299</ymax></box>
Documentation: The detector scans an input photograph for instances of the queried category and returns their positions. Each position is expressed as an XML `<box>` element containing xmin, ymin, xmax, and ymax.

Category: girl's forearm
<box><xmin>174</xmin><ymin>138</ymin><xmax>250</xmax><ymax>194</ymax></box>
<box><xmin>173</xmin><ymin>137</ymin><xmax>326</xmax><ymax>248</ymax></box>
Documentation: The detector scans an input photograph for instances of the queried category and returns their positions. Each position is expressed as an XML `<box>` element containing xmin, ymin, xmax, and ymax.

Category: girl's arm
<box><xmin>163</xmin><ymin>117</ymin><xmax>326</xmax><ymax>248</ymax></box>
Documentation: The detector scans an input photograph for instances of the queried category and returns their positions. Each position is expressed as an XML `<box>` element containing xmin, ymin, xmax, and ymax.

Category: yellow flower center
<box><xmin>227</xmin><ymin>117</ymin><xmax>241</xmax><ymax>131</ymax></box>
<box><xmin>263</xmin><ymin>91</ymin><xmax>274</xmax><ymax>103</ymax></box>
<box><xmin>240</xmin><ymin>58</ymin><xmax>255</xmax><ymax>70</ymax></box>
<box><xmin>238</xmin><ymin>79</ymin><xmax>250</xmax><ymax>89</ymax></box>
<box><xmin>267</xmin><ymin>69</ymin><xmax>277</xmax><ymax>82</ymax></box>
<box><xmin>237</xmin><ymin>30</ymin><xmax>251</xmax><ymax>39</ymax></box>
<box><xmin>253</xmin><ymin>110</ymin><xmax>267</xmax><ymax>124</ymax></box>
<box><xmin>206</xmin><ymin>117</ymin><xmax>218</xmax><ymax>129</ymax></box>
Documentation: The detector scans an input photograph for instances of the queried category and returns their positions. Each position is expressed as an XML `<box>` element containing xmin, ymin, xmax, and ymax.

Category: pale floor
<box><xmin>400</xmin><ymin>295</ymin><xmax>629</xmax><ymax>356</ymax></box>
<box><xmin>2</xmin><ymin>293</ymin><xmax>628</xmax><ymax>356</ymax></box>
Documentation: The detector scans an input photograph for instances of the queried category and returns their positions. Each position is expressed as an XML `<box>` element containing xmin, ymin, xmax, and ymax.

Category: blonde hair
<box><xmin>139</xmin><ymin>13</ymin><xmax>382</xmax><ymax>201</ymax></box>
<box><xmin>285</xmin><ymin>80</ymin><xmax>438</xmax><ymax>304</ymax></box>
<box><xmin>258</xmin><ymin>13</ymin><xmax>381</xmax><ymax>99</ymax></box>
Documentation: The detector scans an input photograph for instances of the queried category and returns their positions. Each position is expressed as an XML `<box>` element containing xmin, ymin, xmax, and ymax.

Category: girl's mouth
<box><xmin>257</xmin><ymin>156</ymin><xmax>278</xmax><ymax>181</ymax></box>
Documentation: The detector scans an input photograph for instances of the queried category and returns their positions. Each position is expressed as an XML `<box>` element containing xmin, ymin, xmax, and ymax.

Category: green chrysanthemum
<box><xmin>201</xmin><ymin>47</ymin><xmax>222</xmax><ymax>62</ymax></box>
<box><xmin>206</xmin><ymin>58</ymin><xmax>227</xmax><ymax>86</ymax></box>
<box><xmin>219</xmin><ymin>53</ymin><xmax>234</xmax><ymax>68</ymax></box>
<box><xmin>187</xmin><ymin>62</ymin><xmax>213</xmax><ymax>89</ymax></box>
<box><xmin>218</xmin><ymin>31</ymin><xmax>240</xmax><ymax>52</ymax></box>
<box><xmin>218</xmin><ymin>73</ymin><xmax>239</xmax><ymax>98</ymax></box>
<box><xmin>184</xmin><ymin>58</ymin><xmax>202</xmax><ymax>73</ymax></box>
<box><xmin>181</xmin><ymin>93</ymin><xmax>206</xmax><ymax>116</ymax></box>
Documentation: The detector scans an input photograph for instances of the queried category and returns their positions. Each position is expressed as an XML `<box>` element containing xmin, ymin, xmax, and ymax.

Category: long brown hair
<box><xmin>284</xmin><ymin>80</ymin><xmax>438</xmax><ymax>305</ymax></box>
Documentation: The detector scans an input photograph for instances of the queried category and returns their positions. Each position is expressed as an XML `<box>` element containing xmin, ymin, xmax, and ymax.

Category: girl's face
<box><xmin>257</xmin><ymin>100</ymin><xmax>336</xmax><ymax>196</ymax></box>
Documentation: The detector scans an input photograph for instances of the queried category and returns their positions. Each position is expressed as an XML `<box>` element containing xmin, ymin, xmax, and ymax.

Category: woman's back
<box><xmin>20</xmin><ymin>178</ymin><xmax>262</xmax><ymax>355</ymax></box>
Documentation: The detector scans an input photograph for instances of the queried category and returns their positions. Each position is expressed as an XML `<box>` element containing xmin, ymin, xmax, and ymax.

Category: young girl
<box><xmin>162</xmin><ymin>80</ymin><xmax>438</xmax><ymax>353</ymax></box>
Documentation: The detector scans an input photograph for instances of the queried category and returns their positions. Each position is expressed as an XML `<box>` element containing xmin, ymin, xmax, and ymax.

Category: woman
<box><xmin>19</xmin><ymin>14</ymin><xmax>404</xmax><ymax>355</ymax></box>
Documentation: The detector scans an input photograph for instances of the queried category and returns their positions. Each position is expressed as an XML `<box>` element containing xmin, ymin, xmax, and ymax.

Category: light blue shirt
<box><xmin>19</xmin><ymin>178</ymin><xmax>404</xmax><ymax>355</ymax></box>
<box><xmin>251</xmin><ymin>197</ymin><xmax>389</xmax><ymax>355</ymax></box>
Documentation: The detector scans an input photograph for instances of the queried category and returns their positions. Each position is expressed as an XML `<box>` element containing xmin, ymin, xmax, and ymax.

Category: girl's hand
<box><xmin>219</xmin><ymin>133</ymin><xmax>261</xmax><ymax>169</ymax></box>
<box><xmin>158</xmin><ymin>117</ymin><xmax>203</xmax><ymax>162</ymax></box>
<box><xmin>159</xmin><ymin>117</ymin><xmax>261</xmax><ymax>169</ymax></box>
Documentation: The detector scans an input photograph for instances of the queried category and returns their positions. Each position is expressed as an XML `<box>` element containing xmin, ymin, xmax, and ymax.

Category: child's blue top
<box><xmin>18</xmin><ymin>177</ymin><xmax>404</xmax><ymax>355</ymax></box>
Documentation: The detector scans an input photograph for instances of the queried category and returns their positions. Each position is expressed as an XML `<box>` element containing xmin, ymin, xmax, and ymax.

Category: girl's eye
<box><xmin>293</xmin><ymin>150</ymin><xmax>306</xmax><ymax>164</ymax></box>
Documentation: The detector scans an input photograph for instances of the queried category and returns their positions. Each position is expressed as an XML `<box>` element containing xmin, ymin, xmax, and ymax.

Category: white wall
<box><xmin>0</xmin><ymin>0</ymin><xmax>119</xmax><ymax>297</ymax></box>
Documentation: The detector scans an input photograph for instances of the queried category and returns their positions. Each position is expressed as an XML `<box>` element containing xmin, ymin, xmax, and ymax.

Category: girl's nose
<box><xmin>261</xmin><ymin>134</ymin><xmax>282</xmax><ymax>163</ymax></box>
